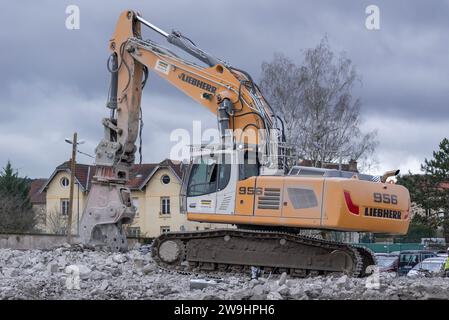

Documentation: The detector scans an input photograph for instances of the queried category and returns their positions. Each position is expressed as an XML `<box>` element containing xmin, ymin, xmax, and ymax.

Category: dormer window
<box><xmin>60</xmin><ymin>177</ymin><xmax>70</xmax><ymax>188</ymax></box>
<box><xmin>161</xmin><ymin>174</ymin><xmax>170</xmax><ymax>185</ymax></box>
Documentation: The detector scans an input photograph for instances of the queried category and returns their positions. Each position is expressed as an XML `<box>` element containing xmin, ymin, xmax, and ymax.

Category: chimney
<box><xmin>348</xmin><ymin>159</ymin><xmax>358</xmax><ymax>172</ymax></box>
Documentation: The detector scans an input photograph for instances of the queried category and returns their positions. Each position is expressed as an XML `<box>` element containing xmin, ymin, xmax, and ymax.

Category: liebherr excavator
<box><xmin>79</xmin><ymin>10</ymin><xmax>410</xmax><ymax>277</ymax></box>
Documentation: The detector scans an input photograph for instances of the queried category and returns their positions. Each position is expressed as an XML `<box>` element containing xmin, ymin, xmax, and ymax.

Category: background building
<box><xmin>33</xmin><ymin>159</ymin><xmax>224</xmax><ymax>237</ymax></box>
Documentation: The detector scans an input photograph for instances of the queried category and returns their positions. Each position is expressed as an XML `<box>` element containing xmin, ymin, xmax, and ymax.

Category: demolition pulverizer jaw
<box><xmin>80</xmin><ymin>222</ymin><xmax>128</xmax><ymax>252</ymax></box>
<box><xmin>79</xmin><ymin>183</ymin><xmax>135</xmax><ymax>252</ymax></box>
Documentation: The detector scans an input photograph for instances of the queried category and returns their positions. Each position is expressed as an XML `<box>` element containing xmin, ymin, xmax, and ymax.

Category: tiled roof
<box><xmin>42</xmin><ymin>159</ymin><xmax>183</xmax><ymax>192</ymax></box>
<box><xmin>55</xmin><ymin>161</ymin><xmax>94</xmax><ymax>190</ymax></box>
<box><xmin>29</xmin><ymin>179</ymin><xmax>47</xmax><ymax>204</ymax></box>
<box><xmin>158</xmin><ymin>159</ymin><xmax>183</xmax><ymax>180</ymax></box>
<box><xmin>128</xmin><ymin>163</ymin><xmax>158</xmax><ymax>189</ymax></box>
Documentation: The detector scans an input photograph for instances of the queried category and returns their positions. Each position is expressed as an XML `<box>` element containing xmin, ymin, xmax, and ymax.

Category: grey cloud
<box><xmin>1</xmin><ymin>1</ymin><xmax>448</xmax><ymax>177</ymax></box>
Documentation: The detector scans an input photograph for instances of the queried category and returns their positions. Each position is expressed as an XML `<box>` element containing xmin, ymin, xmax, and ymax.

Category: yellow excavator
<box><xmin>79</xmin><ymin>10</ymin><xmax>410</xmax><ymax>277</ymax></box>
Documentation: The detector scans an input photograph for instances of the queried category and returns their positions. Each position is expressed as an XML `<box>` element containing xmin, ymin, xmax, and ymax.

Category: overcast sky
<box><xmin>1</xmin><ymin>0</ymin><xmax>448</xmax><ymax>178</ymax></box>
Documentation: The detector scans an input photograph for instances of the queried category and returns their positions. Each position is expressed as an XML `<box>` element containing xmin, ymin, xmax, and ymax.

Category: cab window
<box><xmin>187</xmin><ymin>156</ymin><xmax>231</xmax><ymax>196</ymax></box>
<box><xmin>239</xmin><ymin>151</ymin><xmax>259</xmax><ymax>180</ymax></box>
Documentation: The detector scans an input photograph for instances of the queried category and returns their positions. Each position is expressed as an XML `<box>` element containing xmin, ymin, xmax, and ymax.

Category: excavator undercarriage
<box><xmin>152</xmin><ymin>228</ymin><xmax>376</xmax><ymax>278</ymax></box>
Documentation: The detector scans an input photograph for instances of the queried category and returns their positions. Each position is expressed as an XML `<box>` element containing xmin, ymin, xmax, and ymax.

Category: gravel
<box><xmin>1</xmin><ymin>246</ymin><xmax>449</xmax><ymax>300</ymax></box>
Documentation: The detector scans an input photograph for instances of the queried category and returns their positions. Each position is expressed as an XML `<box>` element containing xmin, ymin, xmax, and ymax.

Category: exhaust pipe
<box><xmin>381</xmin><ymin>169</ymin><xmax>400</xmax><ymax>183</ymax></box>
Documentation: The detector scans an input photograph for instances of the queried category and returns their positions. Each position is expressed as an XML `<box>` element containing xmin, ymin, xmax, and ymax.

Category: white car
<box><xmin>407</xmin><ymin>257</ymin><xmax>447</xmax><ymax>278</ymax></box>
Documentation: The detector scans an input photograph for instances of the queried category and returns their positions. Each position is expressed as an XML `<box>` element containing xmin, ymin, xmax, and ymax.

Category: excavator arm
<box><xmin>79</xmin><ymin>10</ymin><xmax>286</xmax><ymax>250</ymax></box>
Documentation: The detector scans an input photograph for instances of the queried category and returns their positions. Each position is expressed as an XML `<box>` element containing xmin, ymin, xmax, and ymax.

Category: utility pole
<box><xmin>65</xmin><ymin>135</ymin><xmax>88</xmax><ymax>240</ymax></box>
<box><xmin>67</xmin><ymin>132</ymin><xmax>77</xmax><ymax>244</ymax></box>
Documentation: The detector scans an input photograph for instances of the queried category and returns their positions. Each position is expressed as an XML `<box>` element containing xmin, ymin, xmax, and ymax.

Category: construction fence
<box><xmin>356</xmin><ymin>243</ymin><xmax>429</xmax><ymax>253</ymax></box>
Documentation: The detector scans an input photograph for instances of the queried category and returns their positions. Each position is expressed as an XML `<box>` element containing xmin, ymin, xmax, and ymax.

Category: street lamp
<box><xmin>65</xmin><ymin>138</ymin><xmax>94</xmax><ymax>159</ymax></box>
<box><xmin>65</xmin><ymin>138</ymin><xmax>85</xmax><ymax>145</ymax></box>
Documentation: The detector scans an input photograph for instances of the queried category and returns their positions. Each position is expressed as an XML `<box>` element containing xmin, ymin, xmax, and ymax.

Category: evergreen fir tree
<box><xmin>420</xmin><ymin>138</ymin><xmax>449</xmax><ymax>242</ymax></box>
<box><xmin>0</xmin><ymin>161</ymin><xmax>37</xmax><ymax>232</ymax></box>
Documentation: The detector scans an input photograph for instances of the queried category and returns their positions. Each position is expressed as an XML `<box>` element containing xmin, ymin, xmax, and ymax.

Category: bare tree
<box><xmin>260</xmin><ymin>37</ymin><xmax>378</xmax><ymax>170</ymax></box>
<box><xmin>46</xmin><ymin>209</ymin><xmax>67</xmax><ymax>235</ymax></box>
<box><xmin>0</xmin><ymin>193</ymin><xmax>38</xmax><ymax>233</ymax></box>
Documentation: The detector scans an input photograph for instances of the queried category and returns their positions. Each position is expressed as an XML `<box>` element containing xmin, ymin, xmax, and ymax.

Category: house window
<box><xmin>60</xmin><ymin>177</ymin><xmax>70</xmax><ymax>188</ymax></box>
<box><xmin>161</xmin><ymin>174</ymin><xmax>171</xmax><ymax>185</ymax></box>
<box><xmin>160</xmin><ymin>226</ymin><xmax>170</xmax><ymax>234</ymax></box>
<box><xmin>161</xmin><ymin>197</ymin><xmax>170</xmax><ymax>215</ymax></box>
<box><xmin>60</xmin><ymin>199</ymin><xmax>69</xmax><ymax>216</ymax></box>
<box><xmin>127</xmin><ymin>227</ymin><xmax>141</xmax><ymax>238</ymax></box>
<box><xmin>132</xmin><ymin>197</ymin><xmax>139</xmax><ymax>216</ymax></box>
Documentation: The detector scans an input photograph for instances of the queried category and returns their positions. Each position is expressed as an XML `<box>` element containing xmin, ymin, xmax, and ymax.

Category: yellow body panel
<box><xmin>235</xmin><ymin>177</ymin><xmax>256</xmax><ymax>216</ymax></box>
<box><xmin>189</xmin><ymin>176</ymin><xmax>410</xmax><ymax>235</ymax></box>
<box><xmin>322</xmin><ymin>178</ymin><xmax>409</xmax><ymax>234</ymax></box>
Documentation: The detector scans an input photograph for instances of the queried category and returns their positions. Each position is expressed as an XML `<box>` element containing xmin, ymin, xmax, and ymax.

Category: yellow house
<box><xmin>39</xmin><ymin>159</ymin><xmax>223</xmax><ymax>237</ymax></box>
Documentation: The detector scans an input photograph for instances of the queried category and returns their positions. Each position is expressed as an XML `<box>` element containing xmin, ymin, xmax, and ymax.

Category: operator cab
<box><xmin>181</xmin><ymin>145</ymin><xmax>260</xmax><ymax>215</ymax></box>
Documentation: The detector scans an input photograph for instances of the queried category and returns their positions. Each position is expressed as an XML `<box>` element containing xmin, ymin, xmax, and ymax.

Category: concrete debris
<box><xmin>252</xmin><ymin>284</ymin><xmax>268</xmax><ymax>296</ymax></box>
<box><xmin>278</xmin><ymin>272</ymin><xmax>288</xmax><ymax>286</ymax></box>
<box><xmin>46</xmin><ymin>263</ymin><xmax>59</xmax><ymax>273</ymax></box>
<box><xmin>276</xmin><ymin>284</ymin><xmax>290</xmax><ymax>296</ymax></box>
<box><xmin>112</xmin><ymin>254</ymin><xmax>127</xmax><ymax>264</ymax></box>
<box><xmin>1</xmin><ymin>247</ymin><xmax>449</xmax><ymax>299</ymax></box>
<box><xmin>267</xmin><ymin>291</ymin><xmax>283</xmax><ymax>300</ymax></box>
<box><xmin>142</xmin><ymin>263</ymin><xmax>157</xmax><ymax>275</ymax></box>
<box><xmin>190</xmin><ymin>279</ymin><xmax>218</xmax><ymax>291</ymax></box>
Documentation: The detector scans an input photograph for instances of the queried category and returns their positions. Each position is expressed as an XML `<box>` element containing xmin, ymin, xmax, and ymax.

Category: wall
<box><xmin>0</xmin><ymin>233</ymin><xmax>142</xmax><ymax>250</ymax></box>
<box><xmin>0</xmin><ymin>233</ymin><xmax>74</xmax><ymax>250</ymax></box>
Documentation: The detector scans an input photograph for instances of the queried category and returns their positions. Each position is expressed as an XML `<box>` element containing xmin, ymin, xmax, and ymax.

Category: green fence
<box><xmin>354</xmin><ymin>243</ymin><xmax>425</xmax><ymax>253</ymax></box>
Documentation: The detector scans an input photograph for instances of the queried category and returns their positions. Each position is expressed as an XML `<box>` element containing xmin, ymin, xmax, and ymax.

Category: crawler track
<box><xmin>151</xmin><ymin>229</ymin><xmax>376</xmax><ymax>278</ymax></box>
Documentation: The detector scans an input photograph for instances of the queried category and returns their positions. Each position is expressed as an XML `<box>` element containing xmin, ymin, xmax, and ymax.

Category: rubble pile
<box><xmin>1</xmin><ymin>246</ymin><xmax>449</xmax><ymax>300</ymax></box>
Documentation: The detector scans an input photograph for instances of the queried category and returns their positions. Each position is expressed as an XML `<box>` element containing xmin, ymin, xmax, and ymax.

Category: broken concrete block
<box><xmin>112</xmin><ymin>254</ymin><xmax>127</xmax><ymax>264</ymax></box>
<box><xmin>89</xmin><ymin>270</ymin><xmax>108</xmax><ymax>281</ymax></box>
<box><xmin>277</xmin><ymin>284</ymin><xmax>290</xmax><ymax>296</ymax></box>
<box><xmin>190</xmin><ymin>279</ymin><xmax>218</xmax><ymax>291</ymax></box>
<box><xmin>252</xmin><ymin>284</ymin><xmax>267</xmax><ymax>296</ymax></box>
<box><xmin>65</xmin><ymin>264</ymin><xmax>91</xmax><ymax>280</ymax></box>
<box><xmin>133</xmin><ymin>258</ymin><xmax>145</xmax><ymax>269</ymax></box>
<box><xmin>231</xmin><ymin>289</ymin><xmax>253</xmax><ymax>300</ymax></box>
<box><xmin>2</xmin><ymin>268</ymin><xmax>19</xmax><ymax>277</ymax></box>
<box><xmin>249</xmin><ymin>278</ymin><xmax>260</xmax><ymax>288</ymax></box>
<box><xmin>47</xmin><ymin>263</ymin><xmax>59</xmax><ymax>273</ymax></box>
<box><xmin>278</xmin><ymin>272</ymin><xmax>288</xmax><ymax>286</ymax></box>
<box><xmin>142</xmin><ymin>263</ymin><xmax>157</xmax><ymax>275</ymax></box>
<box><xmin>267</xmin><ymin>291</ymin><xmax>283</xmax><ymax>300</ymax></box>
<box><xmin>99</xmin><ymin>280</ymin><xmax>109</xmax><ymax>291</ymax></box>
<box><xmin>250</xmin><ymin>293</ymin><xmax>266</xmax><ymax>300</ymax></box>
